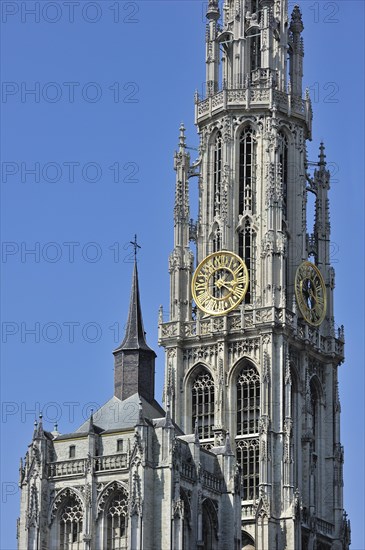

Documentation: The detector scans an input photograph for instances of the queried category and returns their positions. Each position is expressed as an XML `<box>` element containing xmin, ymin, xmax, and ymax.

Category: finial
<box><xmin>194</xmin><ymin>418</ymin><xmax>200</xmax><ymax>444</ymax></box>
<box><xmin>290</xmin><ymin>5</ymin><xmax>304</xmax><ymax>33</ymax></box>
<box><xmin>206</xmin><ymin>0</ymin><xmax>220</xmax><ymax>21</ymax></box>
<box><xmin>224</xmin><ymin>431</ymin><xmax>233</xmax><ymax>455</ymax></box>
<box><xmin>318</xmin><ymin>142</ymin><xmax>326</xmax><ymax>166</ymax></box>
<box><xmin>138</xmin><ymin>398</ymin><xmax>145</xmax><ymax>425</ymax></box>
<box><xmin>130</xmin><ymin>235</ymin><xmax>141</xmax><ymax>261</ymax></box>
<box><xmin>54</xmin><ymin>422</ymin><xmax>58</xmax><ymax>432</ymax></box>
<box><xmin>179</xmin><ymin>123</ymin><xmax>186</xmax><ymax>150</ymax></box>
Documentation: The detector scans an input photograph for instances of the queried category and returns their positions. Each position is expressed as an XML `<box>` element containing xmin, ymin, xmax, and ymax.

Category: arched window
<box><xmin>278</xmin><ymin>132</ymin><xmax>288</xmax><ymax>217</ymax></box>
<box><xmin>239</xmin><ymin>127</ymin><xmax>256</xmax><ymax>215</ymax></box>
<box><xmin>106</xmin><ymin>489</ymin><xmax>128</xmax><ymax>550</ymax></box>
<box><xmin>249</xmin><ymin>31</ymin><xmax>261</xmax><ymax>72</ymax></box>
<box><xmin>237</xmin><ymin>366</ymin><xmax>260</xmax><ymax>435</ymax></box>
<box><xmin>59</xmin><ymin>495</ymin><xmax>83</xmax><ymax>550</ymax></box>
<box><xmin>192</xmin><ymin>369</ymin><xmax>215</xmax><ymax>440</ymax></box>
<box><xmin>213</xmin><ymin>133</ymin><xmax>222</xmax><ymax>216</ymax></box>
<box><xmin>235</xmin><ymin>364</ymin><xmax>260</xmax><ymax>501</ymax></box>
<box><xmin>181</xmin><ymin>489</ymin><xmax>191</xmax><ymax>550</ymax></box>
<box><xmin>202</xmin><ymin>499</ymin><xmax>218</xmax><ymax>550</ymax></box>
<box><xmin>238</xmin><ymin>220</ymin><xmax>256</xmax><ymax>304</ymax></box>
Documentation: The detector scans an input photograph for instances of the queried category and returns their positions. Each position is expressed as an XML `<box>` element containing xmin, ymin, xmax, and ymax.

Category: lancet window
<box><xmin>239</xmin><ymin>127</ymin><xmax>256</xmax><ymax>214</ymax></box>
<box><xmin>238</xmin><ymin>220</ymin><xmax>256</xmax><ymax>304</ymax></box>
<box><xmin>59</xmin><ymin>496</ymin><xmax>83</xmax><ymax>550</ymax></box>
<box><xmin>278</xmin><ymin>132</ymin><xmax>288</xmax><ymax>216</ymax></box>
<box><xmin>213</xmin><ymin>132</ymin><xmax>222</xmax><ymax>216</ymax></box>
<box><xmin>191</xmin><ymin>369</ymin><xmax>215</xmax><ymax>440</ymax></box>
<box><xmin>106</xmin><ymin>489</ymin><xmax>128</xmax><ymax>550</ymax></box>
<box><xmin>235</xmin><ymin>364</ymin><xmax>260</xmax><ymax>501</ymax></box>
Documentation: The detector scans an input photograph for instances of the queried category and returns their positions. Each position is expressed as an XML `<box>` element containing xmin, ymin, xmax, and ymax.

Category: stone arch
<box><xmin>49</xmin><ymin>487</ymin><xmax>84</xmax><ymax>550</ymax></box>
<box><xmin>202</xmin><ymin>498</ymin><xmax>218</xmax><ymax>549</ymax></box>
<box><xmin>49</xmin><ymin>487</ymin><xmax>84</xmax><ymax>525</ymax></box>
<box><xmin>100</xmin><ymin>482</ymin><xmax>129</xmax><ymax>550</ymax></box>
<box><xmin>97</xmin><ymin>480</ymin><xmax>129</xmax><ymax>517</ymax></box>
<box><xmin>242</xmin><ymin>530</ymin><xmax>255</xmax><ymax>550</ymax></box>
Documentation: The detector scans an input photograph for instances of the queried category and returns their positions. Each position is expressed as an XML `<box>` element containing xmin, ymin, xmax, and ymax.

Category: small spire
<box><xmin>179</xmin><ymin>123</ymin><xmax>186</xmax><ymax>151</ymax></box>
<box><xmin>137</xmin><ymin>398</ymin><xmax>146</xmax><ymax>425</ymax></box>
<box><xmin>88</xmin><ymin>409</ymin><xmax>95</xmax><ymax>434</ymax></box>
<box><xmin>290</xmin><ymin>5</ymin><xmax>304</xmax><ymax>34</ymax></box>
<box><xmin>206</xmin><ymin>0</ymin><xmax>220</xmax><ymax>20</ymax></box>
<box><xmin>32</xmin><ymin>420</ymin><xmax>38</xmax><ymax>440</ymax></box>
<box><xmin>318</xmin><ymin>142</ymin><xmax>326</xmax><ymax>167</ymax></box>
<box><xmin>116</xmin><ymin>253</ymin><xmax>154</xmax><ymax>353</ymax></box>
<box><xmin>224</xmin><ymin>432</ymin><xmax>234</xmax><ymax>455</ymax></box>
<box><xmin>194</xmin><ymin>418</ymin><xmax>200</xmax><ymax>444</ymax></box>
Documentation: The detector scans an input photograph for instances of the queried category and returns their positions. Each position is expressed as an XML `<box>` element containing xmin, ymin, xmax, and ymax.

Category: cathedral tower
<box><xmin>159</xmin><ymin>1</ymin><xmax>350</xmax><ymax>548</ymax></box>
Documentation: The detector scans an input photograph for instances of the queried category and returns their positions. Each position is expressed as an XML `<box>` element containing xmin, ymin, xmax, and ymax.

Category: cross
<box><xmin>130</xmin><ymin>234</ymin><xmax>141</xmax><ymax>260</ymax></box>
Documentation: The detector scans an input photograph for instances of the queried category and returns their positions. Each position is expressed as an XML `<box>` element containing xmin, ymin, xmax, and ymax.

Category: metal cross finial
<box><xmin>130</xmin><ymin>234</ymin><xmax>141</xmax><ymax>260</ymax></box>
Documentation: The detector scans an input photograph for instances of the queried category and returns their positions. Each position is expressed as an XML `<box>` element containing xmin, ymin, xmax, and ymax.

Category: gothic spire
<box><xmin>113</xmin><ymin>255</ymin><xmax>156</xmax><ymax>403</ymax></box>
<box><xmin>116</xmin><ymin>259</ymin><xmax>154</xmax><ymax>353</ymax></box>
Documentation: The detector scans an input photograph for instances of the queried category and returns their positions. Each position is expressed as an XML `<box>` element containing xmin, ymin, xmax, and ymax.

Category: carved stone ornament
<box><xmin>97</xmin><ymin>481</ymin><xmax>129</xmax><ymax>517</ymax></box>
<box><xmin>50</xmin><ymin>487</ymin><xmax>84</xmax><ymax>523</ymax></box>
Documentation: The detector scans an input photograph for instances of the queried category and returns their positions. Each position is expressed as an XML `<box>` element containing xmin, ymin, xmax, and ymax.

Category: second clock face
<box><xmin>295</xmin><ymin>261</ymin><xmax>327</xmax><ymax>326</ymax></box>
<box><xmin>192</xmin><ymin>251</ymin><xmax>249</xmax><ymax>315</ymax></box>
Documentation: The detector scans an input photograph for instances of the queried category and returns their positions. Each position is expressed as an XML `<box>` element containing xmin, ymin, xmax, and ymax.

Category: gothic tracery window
<box><xmin>213</xmin><ymin>132</ymin><xmax>222</xmax><ymax>216</ymax></box>
<box><xmin>106</xmin><ymin>489</ymin><xmax>128</xmax><ymax>550</ymax></box>
<box><xmin>191</xmin><ymin>369</ymin><xmax>215</xmax><ymax>440</ymax></box>
<box><xmin>238</xmin><ymin>220</ymin><xmax>256</xmax><ymax>304</ymax></box>
<box><xmin>235</xmin><ymin>364</ymin><xmax>260</xmax><ymax>501</ymax></box>
<box><xmin>278</xmin><ymin>132</ymin><xmax>288</xmax><ymax>217</ymax></box>
<box><xmin>239</xmin><ymin>127</ymin><xmax>256</xmax><ymax>214</ymax></box>
<box><xmin>59</xmin><ymin>496</ymin><xmax>83</xmax><ymax>550</ymax></box>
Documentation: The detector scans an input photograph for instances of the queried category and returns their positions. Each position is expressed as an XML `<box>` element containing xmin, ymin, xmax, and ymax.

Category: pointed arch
<box><xmin>49</xmin><ymin>488</ymin><xmax>84</xmax><ymax>550</ymax></box>
<box><xmin>180</xmin><ymin>488</ymin><xmax>192</xmax><ymax>550</ymax></box>
<box><xmin>202</xmin><ymin>498</ymin><xmax>218</xmax><ymax>550</ymax></box>
<box><xmin>97</xmin><ymin>480</ymin><xmax>129</xmax><ymax>516</ymax></box>
<box><xmin>105</xmin><ymin>487</ymin><xmax>129</xmax><ymax>550</ymax></box>
<box><xmin>242</xmin><ymin>530</ymin><xmax>255</xmax><ymax>550</ymax></box>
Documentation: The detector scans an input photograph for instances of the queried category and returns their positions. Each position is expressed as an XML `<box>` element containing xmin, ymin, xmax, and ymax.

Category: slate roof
<box><xmin>114</xmin><ymin>262</ymin><xmax>155</xmax><ymax>354</ymax></box>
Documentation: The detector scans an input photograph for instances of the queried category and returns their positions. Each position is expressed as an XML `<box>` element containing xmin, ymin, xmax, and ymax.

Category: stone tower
<box><xmin>159</xmin><ymin>0</ymin><xmax>350</xmax><ymax>548</ymax></box>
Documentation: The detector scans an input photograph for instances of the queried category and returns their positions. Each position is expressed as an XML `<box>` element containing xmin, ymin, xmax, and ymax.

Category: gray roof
<box><xmin>114</xmin><ymin>262</ymin><xmax>155</xmax><ymax>354</ymax></box>
<box><xmin>75</xmin><ymin>393</ymin><xmax>165</xmax><ymax>434</ymax></box>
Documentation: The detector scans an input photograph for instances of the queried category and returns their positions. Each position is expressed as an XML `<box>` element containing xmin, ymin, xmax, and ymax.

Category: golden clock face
<box><xmin>192</xmin><ymin>251</ymin><xmax>249</xmax><ymax>316</ymax></box>
<box><xmin>295</xmin><ymin>261</ymin><xmax>327</xmax><ymax>326</ymax></box>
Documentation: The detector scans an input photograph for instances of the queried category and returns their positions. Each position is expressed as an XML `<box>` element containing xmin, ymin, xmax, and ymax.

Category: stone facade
<box><xmin>18</xmin><ymin>1</ymin><xmax>350</xmax><ymax>549</ymax></box>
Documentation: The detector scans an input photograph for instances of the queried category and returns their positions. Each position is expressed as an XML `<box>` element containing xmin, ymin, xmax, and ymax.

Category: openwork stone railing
<box><xmin>159</xmin><ymin>306</ymin><xmax>344</xmax><ymax>361</ymax></box>
<box><xmin>196</xmin><ymin>87</ymin><xmax>308</xmax><ymax>122</ymax></box>
<box><xmin>202</xmin><ymin>469</ymin><xmax>222</xmax><ymax>492</ymax></box>
<box><xmin>48</xmin><ymin>458</ymin><xmax>86</xmax><ymax>478</ymax></box>
<box><xmin>242</xmin><ymin>503</ymin><xmax>256</xmax><ymax>519</ymax></box>
<box><xmin>317</xmin><ymin>518</ymin><xmax>334</xmax><ymax>536</ymax></box>
<box><xmin>95</xmin><ymin>453</ymin><xmax>128</xmax><ymax>472</ymax></box>
<box><xmin>181</xmin><ymin>461</ymin><xmax>196</xmax><ymax>483</ymax></box>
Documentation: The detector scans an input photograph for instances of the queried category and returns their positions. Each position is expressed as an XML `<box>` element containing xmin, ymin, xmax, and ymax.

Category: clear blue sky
<box><xmin>1</xmin><ymin>1</ymin><xmax>364</xmax><ymax>548</ymax></box>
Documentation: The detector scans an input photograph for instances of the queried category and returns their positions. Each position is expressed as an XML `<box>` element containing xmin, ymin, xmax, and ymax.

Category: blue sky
<box><xmin>1</xmin><ymin>1</ymin><xmax>364</xmax><ymax>548</ymax></box>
